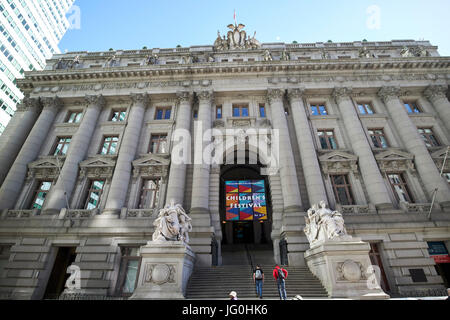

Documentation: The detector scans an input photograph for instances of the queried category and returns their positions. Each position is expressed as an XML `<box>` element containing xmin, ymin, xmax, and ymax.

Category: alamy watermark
<box><xmin>66</xmin><ymin>5</ymin><xmax>81</xmax><ymax>30</ymax></box>
<box><xmin>366</xmin><ymin>5</ymin><xmax>381</xmax><ymax>30</ymax></box>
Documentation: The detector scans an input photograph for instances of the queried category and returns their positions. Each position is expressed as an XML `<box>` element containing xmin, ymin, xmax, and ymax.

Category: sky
<box><xmin>60</xmin><ymin>0</ymin><xmax>450</xmax><ymax>56</ymax></box>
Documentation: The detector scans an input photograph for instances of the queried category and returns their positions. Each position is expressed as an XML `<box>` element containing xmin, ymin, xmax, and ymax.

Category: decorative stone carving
<box><xmin>303</xmin><ymin>201</ymin><xmax>352</xmax><ymax>245</ymax></box>
<box><xmin>144</xmin><ymin>263</ymin><xmax>176</xmax><ymax>285</ymax></box>
<box><xmin>41</xmin><ymin>96</ymin><xmax>63</xmax><ymax>112</ymax></box>
<box><xmin>27</xmin><ymin>157</ymin><xmax>65</xmax><ymax>182</ymax></box>
<box><xmin>214</xmin><ymin>23</ymin><xmax>260</xmax><ymax>51</ymax></box>
<box><xmin>319</xmin><ymin>151</ymin><xmax>359</xmax><ymax>175</ymax></box>
<box><xmin>280</xmin><ymin>49</ymin><xmax>290</xmax><ymax>61</ymax></box>
<box><xmin>152</xmin><ymin>201</ymin><xmax>192</xmax><ymax>244</ymax></box>
<box><xmin>332</xmin><ymin>87</ymin><xmax>353</xmax><ymax>104</ymax></box>
<box><xmin>85</xmin><ymin>94</ymin><xmax>106</xmax><ymax>109</ymax></box>
<box><xmin>336</xmin><ymin>260</ymin><xmax>367</xmax><ymax>281</ymax></box>
<box><xmin>145</xmin><ymin>54</ymin><xmax>159</xmax><ymax>65</ymax></box>
<box><xmin>423</xmin><ymin>85</ymin><xmax>448</xmax><ymax>103</ymax></box>
<box><xmin>320</xmin><ymin>49</ymin><xmax>331</xmax><ymax>60</ymax></box>
<box><xmin>16</xmin><ymin>97</ymin><xmax>41</xmax><ymax>113</ymax></box>
<box><xmin>377</xmin><ymin>86</ymin><xmax>401</xmax><ymax>104</ymax></box>
<box><xmin>266</xmin><ymin>89</ymin><xmax>285</xmax><ymax>104</ymax></box>
<box><xmin>375</xmin><ymin>149</ymin><xmax>415</xmax><ymax>174</ymax></box>
<box><xmin>176</xmin><ymin>91</ymin><xmax>193</xmax><ymax>105</ymax></box>
<box><xmin>262</xmin><ymin>50</ymin><xmax>273</xmax><ymax>61</ymax></box>
<box><xmin>287</xmin><ymin>88</ymin><xmax>305</xmax><ymax>101</ymax></box>
<box><xmin>401</xmin><ymin>46</ymin><xmax>429</xmax><ymax>57</ymax></box>
<box><xmin>197</xmin><ymin>90</ymin><xmax>214</xmax><ymax>104</ymax></box>
<box><xmin>78</xmin><ymin>156</ymin><xmax>116</xmax><ymax>182</ymax></box>
<box><xmin>132</xmin><ymin>154</ymin><xmax>170</xmax><ymax>178</ymax></box>
<box><xmin>358</xmin><ymin>47</ymin><xmax>374</xmax><ymax>58</ymax></box>
<box><xmin>130</xmin><ymin>93</ymin><xmax>149</xmax><ymax>106</ymax></box>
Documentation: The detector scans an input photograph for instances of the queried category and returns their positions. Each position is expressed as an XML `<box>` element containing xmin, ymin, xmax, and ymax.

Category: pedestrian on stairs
<box><xmin>273</xmin><ymin>265</ymin><xmax>288</xmax><ymax>300</ymax></box>
<box><xmin>229</xmin><ymin>291</ymin><xmax>238</xmax><ymax>300</ymax></box>
<box><xmin>253</xmin><ymin>265</ymin><xmax>264</xmax><ymax>299</ymax></box>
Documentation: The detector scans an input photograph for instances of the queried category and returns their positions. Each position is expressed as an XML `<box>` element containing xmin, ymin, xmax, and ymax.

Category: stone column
<box><xmin>43</xmin><ymin>95</ymin><xmax>105</xmax><ymax>214</ymax></box>
<box><xmin>333</xmin><ymin>87</ymin><xmax>393</xmax><ymax>209</ymax></box>
<box><xmin>288</xmin><ymin>88</ymin><xmax>328</xmax><ymax>206</ymax></box>
<box><xmin>0</xmin><ymin>98</ymin><xmax>41</xmax><ymax>186</ymax></box>
<box><xmin>267</xmin><ymin>89</ymin><xmax>302</xmax><ymax>212</ymax></box>
<box><xmin>190</xmin><ymin>91</ymin><xmax>213</xmax><ymax>214</ymax></box>
<box><xmin>379</xmin><ymin>86</ymin><xmax>450</xmax><ymax>209</ymax></box>
<box><xmin>103</xmin><ymin>93</ymin><xmax>148</xmax><ymax>215</ymax></box>
<box><xmin>424</xmin><ymin>85</ymin><xmax>450</xmax><ymax>133</ymax></box>
<box><xmin>0</xmin><ymin>97</ymin><xmax>60</xmax><ymax>210</ymax></box>
<box><xmin>165</xmin><ymin>91</ymin><xmax>193</xmax><ymax>206</ymax></box>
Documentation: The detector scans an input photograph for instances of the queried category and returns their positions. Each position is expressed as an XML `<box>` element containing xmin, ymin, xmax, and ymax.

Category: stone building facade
<box><xmin>0</xmin><ymin>25</ymin><xmax>449</xmax><ymax>299</ymax></box>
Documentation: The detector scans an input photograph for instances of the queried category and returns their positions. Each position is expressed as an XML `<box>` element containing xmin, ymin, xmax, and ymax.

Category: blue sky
<box><xmin>60</xmin><ymin>0</ymin><xmax>450</xmax><ymax>56</ymax></box>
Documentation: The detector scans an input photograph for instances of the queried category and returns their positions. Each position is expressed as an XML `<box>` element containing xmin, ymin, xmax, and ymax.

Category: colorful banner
<box><xmin>225</xmin><ymin>180</ymin><xmax>267</xmax><ymax>221</ymax></box>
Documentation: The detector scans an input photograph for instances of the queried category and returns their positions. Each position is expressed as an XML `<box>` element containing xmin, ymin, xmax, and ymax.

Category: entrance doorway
<box><xmin>43</xmin><ymin>247</ymin><xmax>77</xmax><ymax>299</ymax></box>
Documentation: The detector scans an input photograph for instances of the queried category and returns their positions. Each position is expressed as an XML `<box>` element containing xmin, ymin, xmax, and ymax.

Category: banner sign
<box><xmin>225</xmin><ymin>180</ymin><xmax>267</xmax><ymax>221</ymax></box>
<box><xmin>427</xmin><ymin>241</ymin><xmax>450</xmax><ymax>264</ymax></box>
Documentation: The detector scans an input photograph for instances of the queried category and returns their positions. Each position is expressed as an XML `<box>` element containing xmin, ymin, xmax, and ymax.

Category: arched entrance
<box><xmin>220</xmin><ymin>163</ymin><xmax>272</xmax><ymax>246</ymax></box>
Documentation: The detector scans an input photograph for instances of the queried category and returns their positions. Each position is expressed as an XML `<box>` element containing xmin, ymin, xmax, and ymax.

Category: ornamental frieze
<box><xmin>78</xmin><ymin>156</ymin><xmax>116</xmax><ymax>182</ymax></box>
<box><xmin>319</xmin><ymin>151</ymin><xmax>359</xmax><ymax>175</ymax></box>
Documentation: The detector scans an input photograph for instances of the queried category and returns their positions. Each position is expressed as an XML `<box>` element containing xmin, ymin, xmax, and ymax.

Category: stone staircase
<box><xmin>185</xmin><ymin>245</ymin><xmax>328</xmax><ymax>300</ymax></box>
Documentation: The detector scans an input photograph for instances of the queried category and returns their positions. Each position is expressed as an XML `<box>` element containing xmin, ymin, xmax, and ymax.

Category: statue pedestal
<box><xmin>304</xmin><ymin>238</ymin><xmax>389</xmax><ymax>300</ymax></box>
<box><xmin>130</xmin><ymin>241</ymin><xmax>196</xmax><ymax>300</ymax></box>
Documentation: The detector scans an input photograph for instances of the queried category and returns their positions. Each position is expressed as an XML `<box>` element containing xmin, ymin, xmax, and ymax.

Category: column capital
<box><xmin>41</xmin><ymin>96</ymin><xmax>63</xmax><ymax>113</ymax></box>
<box><xmin>176</xmin><ymin>91</ymin><xmax>194</xmax><ymax>105</ymax></box>
<box><xmin>423</xmin><ymin>85</ymin><xmax>448</xmax><ymax>103</ymax></box>
<box><xmin>130</xmin><ymin>93</ymin><xmax>149</xmax><ymax>106</ymax></box>
<box><xmin>332</xmin><ymin>87</ymin><xmax>353</xmax><ymax>104</ymax></box>
<box><xmin>16</xmin><ymin>97</ymin><xmax>42</xmax><ymax>113</ymax></box>
<box><xmin>196</xmin><ymin>90</ymin><xmax>214</xmax><ymax>104</ymax></box>
<box><xmin>287</xmin><ymin>88</ymin><xmax>305</xmax><ymax>101</ymax></box>
<box><xmin>377</xmin><ymin>86</ymin><xmax>401</xmax><ymax>104</ymax></box>
<box><xmin>85</xmin><ymin>94</ymin><xmax>106</xmax><ymax>109</ymax></box>
<box><xmin>266</xmin><ymin>88</ymin><xmax>285</xmax><ymax>104</ymax></box>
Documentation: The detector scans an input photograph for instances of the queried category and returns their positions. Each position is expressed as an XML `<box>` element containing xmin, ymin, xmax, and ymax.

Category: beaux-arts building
<box><xmin>0</xmin><ymin>23</ymin><xmax>449</xmax><ymax>299</ymax></box>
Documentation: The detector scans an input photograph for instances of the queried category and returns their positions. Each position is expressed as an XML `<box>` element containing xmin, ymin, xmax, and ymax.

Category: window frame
<box><xmin>154</xmin><ymin>107</ymin><xmax>172</xmax><ymax>120</ymax></box>
<box><xmin>403</xmin><ymin>100</ymin><xmax>422</xmax><ymax>114</ymax></box>
<box><xmin>99</xmin><ymin>135</ymin><xmax>119</xmax><ymax>155</ymax></box>
<box><xmin>216</xmin><ymin>105</ymin><xmax>222</xmax><ymax>119</ymax></box>
<box><xmin>109</xmin><ymin>109</ymin><xmax>127</xmax><ymax>122</ymax></box>
<box><xmin>386</xmin><ymin>172</ymin><xmax>414</xmax><ymax>203</ymax></box>
<box><xmin>417</xmin><ymin>127</ymin><xmax>440</xmax><ymax>148</ymax></box>
<box><xmin>368</xmin><ymin>128</ymin><xmax>389</xmax><ymax>149</ymax></box>
<box><xmin>52</xmin><ymin>136</ymin><xmax>72</xmax><ymax>156</ymax></box>
<box><xmin>232</xmin><ymin>104</ymin><xmax>249</xmax><ymax>118</ymax></box>
<box><xmin>356</xmin><ymin>102</ymin><xmax>375</xmax><ymax>115</ymax></box>
<box><xmin>310</xmin><ymin>103</ymin><xmax>328</xmax><ymax>116</ymax></box>
<box><xmin>115</xmin><ymin>246</ymin><xmax>142</xmax><ymax>297</ymax></box>
<box><xmin>259</xmin><ymin>104</ymin><xmax>266</xmax><ymax>118</ymax></box>
<box><xmin>30</xmin><ymin>181</ymin><xmax>52</xmax><ymax>209</ymax></box>
<box><xmin>84</xmin><ymin>180</ymin><xmax>105</xmax><ymax>210</ymax></box>
<box><xmin>65</xmin><ymin>110</ymin><xmax>83</xmax><ymax>123</ymax></box>
<box><xmin>330</xmin><ymin>174</ymin><xmax>355</xmax><ymax>205</ymax></box>
<box><xmin>148</xmin><ymin>134</ymin><xmax>168</xmax><ymax>154</ymax></box>
<box><xmin>317</xmin><ymin>129</ymin><xmax>338</xmax><ymax>150</ymax></box>
<box><xmin>138</xmin><ymin>178</ymin><xmax>162</xmax><ymax>209</ymax></box>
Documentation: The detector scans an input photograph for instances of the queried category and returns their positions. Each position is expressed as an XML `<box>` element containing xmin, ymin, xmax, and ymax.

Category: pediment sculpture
<box><xmin>152</xmin><ymin>200</ymin><xmax>192</xmax><ymax>244</ymax></box>
<box><xmin>304</xmin><ymin>201</ymin><xmax>352</xmax><ymax>245</ymax></box>
<box><xmin>214</xmin><ymin>23</ymin><xmax>261</xmax><ymax>51</ymax></box>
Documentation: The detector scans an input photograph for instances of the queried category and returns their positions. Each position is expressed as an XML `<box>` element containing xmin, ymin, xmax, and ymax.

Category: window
<box><xmin>193</xmin><ymin>108</ymin><xmax>198</xmax><ymax>119</ymax></box>
<box><xmin>418</xmin><ymin>128</ymin><xmax>440</xmax><ymax>147</ymax></box>
<box><xmin>357</xmin><ymin>103</ymin><xmax>374</xmax><ymax>115</ymax></box>
<box><xmin>110</xmin><ymin>109</ymin><xmax>127</xmax><ymax>122</ymax></box>
<box><xmin>65</xmin><ymin>110</ymin><xmax>83</xmax><ymax>123</ymax></box>
<box><xmin>155</xmin><ymin>107</ymin><xmax>172</xmax><ymax>120</ymax></box>
<box><xmin>31</xmin><ymin>181</ymin><xmax>51</xmax><ymax>209</ymax></box>
<box><xmin>318</xmin><ymin>130</ymin><xmax>338</xmax><ymax>150</ymax></box>
<box><xmin>149</xmin><ymin>134</ymin><xmax>168</xmax><ymax>154</ymax></box>
<box><xmin>369</xmin><ymin>129</ymin><xmax>389</xmax><ymax>149</ymax></box>
<box><xmin>330</xmin><ymin>175</ymin><xmax>355</xmax><ymax>205</ymax></box>
<box><xmin>115</xmin><ymin>247</ymin><xmax>141</xmax><ymax>297</ymax></box>
<box><xmin>259</xmin><ymin>104</ymin><xmax>266</xmax><ymax>118</ymax></box>
<box><xmin>387</xmin><ymin>173</ymin><xmax>414</xmax><ymax>203</ymax></box>
<box><xmin>310</xmin><ymin>104</ymin><xmax>328</xmax><ymax>116</ymax></box>
<box><xmin>100</xmin><ymin>136</ymin><xmax>119</xmax><ymax>155</ymax></box>
<box><xmin>84</xmin><ymin>180</ymin><xmax>105</xmax><ymax>210</ymax></box>
<box><xmin>404</xmin><ymin>101</ymin><xmax>421</xmax><ymax>114</ymax></box>
<box><xmin>138</xmin><ymin>179</ymin><xmax>161</xmax><ymax>209</ymax></box>
<box><xmin>216</xmin><ymin>105</ymin><xmax>222</xmax><ymax>119</ymax></box>
<box><xmin>53</xmin><ymin>137</ymin><xmax>71</xmax><ymax>156</ymax></box>
<box><xmin>232</xmin><ymin>105</ymin><xmax>249</xmax><ymax>117</ymax></box>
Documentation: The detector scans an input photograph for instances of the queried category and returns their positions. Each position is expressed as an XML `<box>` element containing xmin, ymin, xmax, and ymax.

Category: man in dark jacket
<box><xmin>273</xmin><ymin>265</ymin><xmax>288</xmax><ymax>300</ymax></box>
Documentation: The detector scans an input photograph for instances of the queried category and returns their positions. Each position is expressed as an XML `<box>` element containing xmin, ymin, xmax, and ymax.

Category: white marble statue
<box><xmin>304</xmin><ymin>201</ymin><xmax>350</xmax><ymax>245</ymax></box>
<box><xmin>152</xmin><ymin>201</ymin><xmax>192</xmax><ymax>244</ymax></box>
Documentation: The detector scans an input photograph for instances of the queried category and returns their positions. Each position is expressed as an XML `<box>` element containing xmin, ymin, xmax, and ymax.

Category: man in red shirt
<box><xmin>273</xmin><ymin>265</ymin><xmax>288</xmax><ymax>300</ymax></box>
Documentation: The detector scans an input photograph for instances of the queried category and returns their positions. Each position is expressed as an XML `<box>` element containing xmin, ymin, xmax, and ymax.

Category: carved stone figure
<box><xmin>358</xmin><ymin>47</ymin><xmax>373</xmax><ymax>58</ymax></box>
<box><xmin>400</xmin><ymin>46</ymin><xmax>414</xmax><ymax>57</ymax></box>
<box><xmin>145</xmin><ymin>54</ymin><xmax>159</xmax><ymax>65</ymax></box>
<box><xmin>214</xmin><ymin>23</ymin><xmax>260</xmax><ymax>51</ymax></box>
<box><xmin>152</xmin><ymin>201</ymin><xmax>192</xmax><ymax>244</ymax></box>
<box><xmin>262</xmin><ymin>50</ymin><xmax>273</xmax><ymax>61</ymax></box>
<box><xmin>304</xmin><ymin>201</ymin><xmax>350</xmax><ymax>245</ymax></box>
<box><xmin>321</xmin><ymin>49</ymin><xmax>331</xmax><ymax>59</ymax></box>
<box><xmin>105</xmin><ymin>55</ymin><xmax>117</xmax><ymax>67</ymax></box>
<box><xmin>280</xmin><ymin>49</ymin><xmax>290</xmax><ymax>61</ymax></box>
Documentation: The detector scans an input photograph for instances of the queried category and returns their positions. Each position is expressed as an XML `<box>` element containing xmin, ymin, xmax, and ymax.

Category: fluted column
<box><xmin>267</xmin><ymin>89</ymin><xmax>302</xmax><ymax>212</ymax></box>
<box><xmin>0</xmin><ymin>98</ymin><xmax>42</xmax><ymax>186</ymax></box>
<box><xmin>43</xmin><ymin>95</ymin><xmax>105</xmax><ymax>214</ymax></box>
<box><xmin>190</xmin><ymin>91</ymin><xmax>213</xmax><ymax>213</ymax></box>
<box><xmin>165</xmin><ymin>91</ymin><xmax>193</xmax><ymax>206</ymax></box>
<box><xmin>333</xmin><ymin>87</ymin><xmax>393</xmax><ymax>209</ymax></box>
<box><xmin>288</xmin><ymin>89</ymin><xmax>328</xmax><ymax>206</ymax></box>
<box><xmin>0</xmin><ymin>97</ymin><xmax>60</xmax><ymax>210</ymax></box>
<box><xmin>379</xmin><ymin>86</ymin><xmax>450</xmax><ymax>208</ymax></box>
<box><xmin>104</xmin><ymin>93</ymin><xmax>148</xmax><ymax>215</ymax></box>
<box><xmin>424</xmin><ymin>85</ymin><xmax>450</xmax><ymax>133</ymax></box>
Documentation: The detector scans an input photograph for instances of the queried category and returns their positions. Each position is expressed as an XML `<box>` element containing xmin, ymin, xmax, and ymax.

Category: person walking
<box><xmin>253</xmin><ymin>265</ymin><xmax>264</xmax><ymax>299</ymax></box>
<box><xmin>273</xmin><ymin>264</ymin><xmax>288</xmax><ymax>300</ymax></box>
<box><xmin>229</xmin><ymin>291</ymin><xmax>238</xmax><ymax>300</ymax></box>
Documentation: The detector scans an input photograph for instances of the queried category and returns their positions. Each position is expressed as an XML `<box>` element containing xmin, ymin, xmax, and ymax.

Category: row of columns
<box><xmin>0</xmin><ymin>85</ymin><xmax>449</xmax><ymax>213</ymax></box>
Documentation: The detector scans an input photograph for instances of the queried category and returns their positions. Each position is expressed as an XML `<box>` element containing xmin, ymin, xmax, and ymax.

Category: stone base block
<box><xmin>304</xmin><ymin>238</ymin><xmax>390</xmax><ymax>300</ymax></box>
<box><xmin>130</xmin><ymin>241</ymin><xmax>195</xmax><ymax>300</ymax></box>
